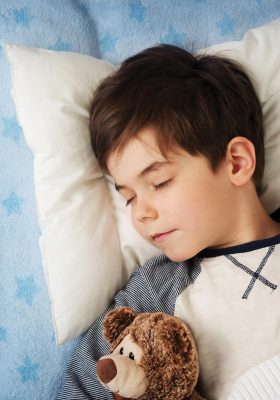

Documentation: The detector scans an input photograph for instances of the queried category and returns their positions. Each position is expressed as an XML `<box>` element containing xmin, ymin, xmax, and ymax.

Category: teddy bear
<box><xmin>96</xmin><ymin>306</ymin><xmax>204</xmax><ymax>400</ymax></box>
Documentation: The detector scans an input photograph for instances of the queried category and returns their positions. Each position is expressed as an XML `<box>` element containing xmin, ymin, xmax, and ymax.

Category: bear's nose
<box><xmin>96</xmin><ymin>358</ymin><xmax>117</xmax><ymax>384</ymax></box>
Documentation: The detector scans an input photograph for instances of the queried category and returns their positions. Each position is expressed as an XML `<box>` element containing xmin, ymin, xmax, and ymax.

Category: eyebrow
<box><xmin>115</xmin><ymin>160</ymin><xmax>172</xmax><ymax>192</ymax></box>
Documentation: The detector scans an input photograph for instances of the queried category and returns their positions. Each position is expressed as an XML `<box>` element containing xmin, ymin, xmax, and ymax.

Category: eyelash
<box><xmin>154</xmin><ymin>180</ymin><xmax>171</xmax><ymax>191</ymax></box>
<box><xmin>125</xmin><ymin>179</ymin><xmax>172</xmax><ymax>207</ymax></box>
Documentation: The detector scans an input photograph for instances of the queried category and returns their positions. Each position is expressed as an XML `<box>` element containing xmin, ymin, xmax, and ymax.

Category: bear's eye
<box><xmin>119</xmin><ymin>347</ymin><xmax>124</xmax><ymax>355</ymax></box>
<box><xmin>129</xmin><ymin>352</ymin><xmax>135</xmax><ymax>360</ymax></box>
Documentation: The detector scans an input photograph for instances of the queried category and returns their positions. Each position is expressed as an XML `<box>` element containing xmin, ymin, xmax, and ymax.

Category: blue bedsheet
<box><xmin>1</xmin><ymin>1</ymin><xmax>280</xmax><ymax>399</ymax></box>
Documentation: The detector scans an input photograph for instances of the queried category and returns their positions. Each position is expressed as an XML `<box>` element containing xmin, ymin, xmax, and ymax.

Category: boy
<box><xmin>58</xmin><ymin>44</ymin><xmax>280</xmax><ymax>399</ymax></box>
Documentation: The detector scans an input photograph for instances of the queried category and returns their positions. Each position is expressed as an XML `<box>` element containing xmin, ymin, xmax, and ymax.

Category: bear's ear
<box><xmin>103</xmin><ymin>307</ymin><xmax>137</xmax><ymax>345</ymax></box>
<box><xmin>157</xmin><ymin>316</ymin><xmax>198</xmax><ymax>365</ymax></box>
<box><xmin>157</xmin><ymin>316</ymin><xmax>199</xmax><ymax>396</ymax></box>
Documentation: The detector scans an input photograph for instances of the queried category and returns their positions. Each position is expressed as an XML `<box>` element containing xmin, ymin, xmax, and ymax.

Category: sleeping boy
<box><xmin>58</xmin><ymin>44</ymin><xmax>280</xmax><ymax>399</ymax></box>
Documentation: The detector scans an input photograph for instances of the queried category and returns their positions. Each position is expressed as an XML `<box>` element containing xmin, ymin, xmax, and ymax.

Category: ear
<box><xmin>157</xmin><ymin>316</ymin><xmax>199</xmax><ymax>395</ymax></box>
<box><xmin>158</xmin><ymin>316</ymin><xmax>198</xmax><ymax>365</ymax></box>
<box><xmin>103</xmin><ymin>307</ymin><xmax>137</xmax><ymax>346</ymax></box>
<box><xmin>226</xmin><ymin>136</ymin><xmax>256</xmax><ymax>187</ymax></box>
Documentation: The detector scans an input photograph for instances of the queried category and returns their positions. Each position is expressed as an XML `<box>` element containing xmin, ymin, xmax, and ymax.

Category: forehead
<box><xmin>107</xmin><ymin>129</ymin><xmax>171</xmax><ymax>179</ymax></box>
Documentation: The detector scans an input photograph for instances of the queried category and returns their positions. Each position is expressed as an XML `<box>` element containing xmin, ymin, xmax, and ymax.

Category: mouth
<box><xmin>151</xmin><ymin>230</ymin><xmax>176</xmax><ymax>242</ymax></box>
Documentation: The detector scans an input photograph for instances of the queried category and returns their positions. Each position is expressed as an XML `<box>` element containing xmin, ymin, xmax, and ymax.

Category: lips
<box><xmin>151</xmin><ymin>230</ymin><xmax>175</xmax><ymax>242</ymax></box>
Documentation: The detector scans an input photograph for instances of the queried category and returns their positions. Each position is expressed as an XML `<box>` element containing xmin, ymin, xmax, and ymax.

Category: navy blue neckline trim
<box><xmin>198</xmin><ymin>233</ymin><xmax>280</xmax><ymax>258</ymax></box>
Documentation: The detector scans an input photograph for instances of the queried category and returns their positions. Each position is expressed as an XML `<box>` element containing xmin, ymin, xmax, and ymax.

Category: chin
<box><xmin>164</xmin><ymin>250</ymin><xmax>188</xmax><ymax>263</ymax></box>
<box><xmin>164</xmin><ymin>247</ymin><xmax>198</xmax><ymax>262</ymax></box>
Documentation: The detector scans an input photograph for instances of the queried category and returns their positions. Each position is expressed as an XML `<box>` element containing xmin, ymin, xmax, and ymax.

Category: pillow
<box><xmin>5</xmin><ymin>43</ymin><xmax>162</xmax><ymax>344</ymax></box>
<box><xmin>4</xmin><ymin>18</ymin><xmax>280</xmax><ymax>343</ymax></box>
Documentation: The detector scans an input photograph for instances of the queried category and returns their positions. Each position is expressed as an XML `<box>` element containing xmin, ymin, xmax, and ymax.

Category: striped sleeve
<box><xmin>57</xmin><ymin>254</ymin><xmax>193</xmax><ymax>399</ymax></box>
<box><xmin>56</xmin><ymin>259</ymin><xmax>162</xmax><ymax>399</ymax></box>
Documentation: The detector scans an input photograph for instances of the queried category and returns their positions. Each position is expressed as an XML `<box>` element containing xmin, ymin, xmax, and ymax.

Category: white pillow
<box><xmin>5</xmin><ymin>43</ymin><xmax>161</xmax><ymax>345</ymax></box>
<box><xmin>4</xmin><ymin>18</ymin><xmax>280</xmax><ymax>343</ymax></box>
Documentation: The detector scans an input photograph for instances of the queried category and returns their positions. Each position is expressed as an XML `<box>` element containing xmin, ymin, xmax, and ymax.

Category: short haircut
<box><xmin>90</xmin><ymin>44</ymin><xmax>264</xmax><ymax>192</ymax></box>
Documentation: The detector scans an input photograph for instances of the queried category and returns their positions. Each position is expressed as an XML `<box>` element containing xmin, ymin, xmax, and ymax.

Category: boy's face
<box><xmin>107</xmin><ymin>128</ymin><xmax>235</xmax><ymax>262</ymax></box>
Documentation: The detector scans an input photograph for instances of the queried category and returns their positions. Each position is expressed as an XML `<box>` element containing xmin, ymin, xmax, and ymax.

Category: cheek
<box><xmin>165</xmin><ymin>188</ymin><xmax>212</xmax><ymax>228</ymax></box>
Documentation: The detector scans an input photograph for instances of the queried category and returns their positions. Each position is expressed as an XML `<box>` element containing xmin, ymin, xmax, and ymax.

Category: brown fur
<box><xmin>102</xmin><ymin>307</ymin><xmax>205</xmax><ymax>400</ymax></box>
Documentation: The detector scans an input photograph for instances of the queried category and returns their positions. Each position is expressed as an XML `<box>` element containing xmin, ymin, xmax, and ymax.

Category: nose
<box><xmin>96</xmin><ymin>358</ymin><xmax>117</xmax><ymax>384</ymax></box>
<box><xmin>134</xmin><ymin>196</ymin><xmax>158</xmax><ymax>222</ymax></box>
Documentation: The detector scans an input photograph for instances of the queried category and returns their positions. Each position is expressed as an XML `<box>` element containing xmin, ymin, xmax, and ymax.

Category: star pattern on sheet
<box><xmin>12</xmin><ymin>7</ymin><xmax>33</xmax><ymax>27</ymax></box>
<box><xmin>2</xmin><ymin>191</ymin><xmax>24</xmax><ymax>215</ymax></box>
<box><xmin>77</xmin><ymin>2</ymin><xmax>89</xmax><ymax>17</ymax></box>
<box><xmin>16</xmin><ymin>276</ymin><xmax>39</xmax><ymax>306</ymax></box>
<box><xmin>129</xmin><ymin>0</ymin><xmax>146</xmax><ymax>23</ymax></box>
<box><xmin>49</xmin><ymin>38</ymin><xmax>73</xmax><ymax>51</ymax></box>
<box><xmin>0</xmin><ymin>326</ymin><xmax>7</xmax><ymax>342</ymax></box>
<box><xmin>17</xmin><ymin>355</ymin><xmax>39</xmax><ymax>383</ymax></box>
<box><xmin>216</xmin><ymin>13</ymin><xmax>235</xmax><ymax>36</ymax></box>
<box><xmin>2</xmin><ymin>117</ymin><xmax>22</xmax><ymax>143</ymax></box>
<box><xmin>161</xmin><ymin>25</ymin><xmax>185</xmax><ymax>47</ymax></box>
<box><xmin>101</xmin><ymin>32</ymin><xmax>118</xmax><ymax>53</ymax></box>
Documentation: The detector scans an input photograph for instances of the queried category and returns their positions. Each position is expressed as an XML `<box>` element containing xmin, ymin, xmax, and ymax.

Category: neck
<box><xmin>214</xmin><ymin>183</ymin><xmax>280</xmax><ymax>249</ymax></box>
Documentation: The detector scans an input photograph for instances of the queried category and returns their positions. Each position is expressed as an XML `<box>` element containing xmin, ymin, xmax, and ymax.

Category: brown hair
<box><xmin>90</xmin><ymin>44</ymin><xmax>264</xmax><ymax>192</ymax></box>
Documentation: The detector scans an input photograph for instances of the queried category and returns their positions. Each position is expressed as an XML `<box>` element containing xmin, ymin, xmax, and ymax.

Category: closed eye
<box><xmin>125</xmin><ymin>179</ymin><xmax>172</xmax><ymax>207</ymax></box>
<box><xmin>153</xmin><ymin>179</ymin><xmax>172</xmax><ymax>191</ymax></box>
<box><xmin>126</xmin><ymin>197</ymin><xmax>135</xmax><ymax>207</ymax></box>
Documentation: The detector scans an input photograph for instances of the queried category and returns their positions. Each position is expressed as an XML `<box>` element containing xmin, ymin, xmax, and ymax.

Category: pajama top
<box><xmin>58</xmin><ymin>208</ymin><xmax>280</xmax><ymax>400</ymax></box>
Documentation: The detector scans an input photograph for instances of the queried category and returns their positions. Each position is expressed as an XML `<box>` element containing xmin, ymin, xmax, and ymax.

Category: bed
<box><xmin>1</xmin><ymin>1</ymin><xmax>280</xmax><ymax>399</ymax></box>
